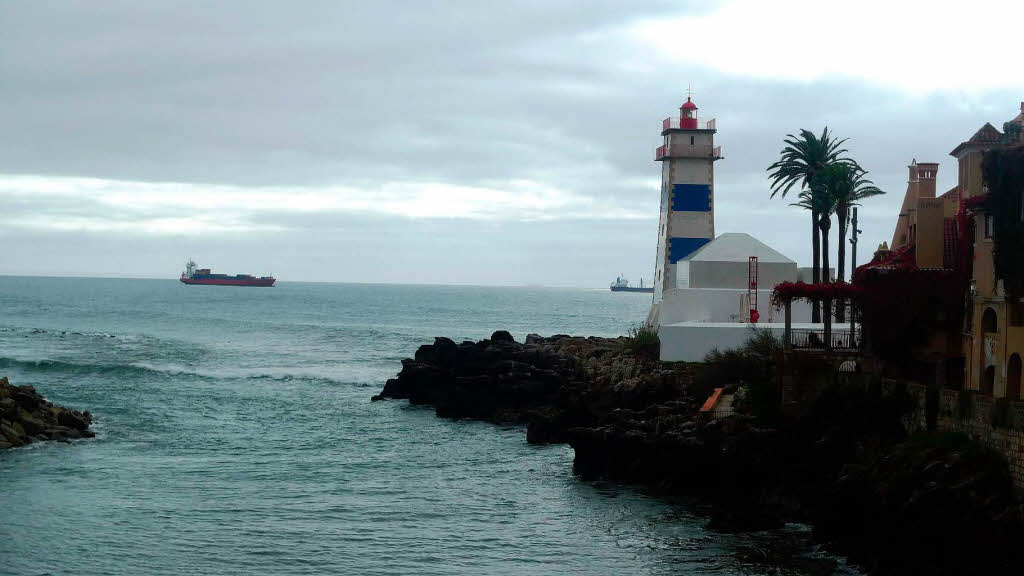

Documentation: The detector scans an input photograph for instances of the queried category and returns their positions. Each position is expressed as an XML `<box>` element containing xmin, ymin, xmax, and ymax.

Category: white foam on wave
<box><xmin>127</xmin><ymin>361</ymin><xmax>378</xmax><ymax>385</ymax></box>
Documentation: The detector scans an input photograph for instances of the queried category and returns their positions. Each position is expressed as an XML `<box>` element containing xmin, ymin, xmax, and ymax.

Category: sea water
<box><xmin>0</xmin><ymin>277</ymin><xmax>856</xmax><ymax>575</ymax></box>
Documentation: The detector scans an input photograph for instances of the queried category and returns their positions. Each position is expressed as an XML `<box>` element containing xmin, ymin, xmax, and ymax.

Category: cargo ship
<box><xmin>180</xmin><ymin>260</ymin><xmax>275</xmax><ymax>287</ymax></box>
<box><xmin>610</xmin><ymin>275</ymin><xmax>653</xmax><ymax>293</ymax></box>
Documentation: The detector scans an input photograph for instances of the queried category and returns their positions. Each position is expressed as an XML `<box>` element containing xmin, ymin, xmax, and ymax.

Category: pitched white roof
<box><xmin>687</xmin><ymin>233</ymin><xmax>795</xmax><ymax>264</ymax></box>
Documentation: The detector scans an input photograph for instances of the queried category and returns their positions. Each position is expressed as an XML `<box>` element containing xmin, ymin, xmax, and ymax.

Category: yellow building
<box><xmin>882</xmin><ymin>103</ymin><xmax>1024</xmax><ymax>395</ymax></box>
<box><xmin>956</xmin><ymin>104</ymin><xmax>1024</xmax><ymax>397</ymax></box>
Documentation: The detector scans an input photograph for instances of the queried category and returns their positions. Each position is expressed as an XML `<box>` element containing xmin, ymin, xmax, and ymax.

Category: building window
<box><xmin>984</xmin><ymin>214</ymin><xmax>994</xmax><ymax>239</ymax></box>
<box><xmin>982</xmin><ymin>307</ymin><xmax>998</xmax><ymax>334</ymax></box>
<box><xmin>690</xmin><ymin>136</ymin><xmax>695</xmax><ymax>145</ymax></box>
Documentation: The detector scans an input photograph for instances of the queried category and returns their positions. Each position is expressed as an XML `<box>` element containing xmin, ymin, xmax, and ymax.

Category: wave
<box><xmin>0</xmin><ymin>356</ymin><xmax>374</xmax><ymax>386</ymax></box>
<box><xmin>0</xmin><ymin>326</ymin><xmax>130</xmax><ymax>340</ymax></box>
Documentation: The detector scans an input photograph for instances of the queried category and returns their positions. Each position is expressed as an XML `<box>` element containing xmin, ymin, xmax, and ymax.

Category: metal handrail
<box><xmin>789</xmin><ymin>327</ymin><xmax>859</xmax><ymax>351</ymax></box>
<box><xmin>661</xmin><ymin>117</ymin><xmax>717</xmax><ymax>131</ymax></box>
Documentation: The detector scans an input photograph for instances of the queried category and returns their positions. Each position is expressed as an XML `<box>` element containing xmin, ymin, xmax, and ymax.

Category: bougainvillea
<box><xmin>963</xmin><ymin>193</ymin><xmax>988</xmax><ymax>211</ymax></box>
<box><xmin>856</xmin><ymin>267</ymin><xmax>965</xmax><ymax>363</ymax></box>
<box><xmin>851</xmin><ymin>244</ymin><xmax>917</xmax><ymax>282</ymax></box>
<box><xmin>828</xmin><ymin>239</ymin><xmax>970</xmax><ymax>363</ymax></box>
<box><xmin>770</xmin><ymin>281</ymin><xmax>862</xmax><ymax>309</ymax></box>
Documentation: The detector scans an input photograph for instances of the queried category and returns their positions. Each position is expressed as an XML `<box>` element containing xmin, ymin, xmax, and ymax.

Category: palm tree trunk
<box><xmin>836</xmin><ymin>208</ymin><xmax>848</xmax><ymax>322</ymax></box>
<box><xmin>820</xmin><ymin>216</ymin><xmax>831</xmax><ymax>324</ymax></box>
<box><xmin>811</xmin><ymin>209</ymin><xmax>821</xmax><ymax>323</ymax></box>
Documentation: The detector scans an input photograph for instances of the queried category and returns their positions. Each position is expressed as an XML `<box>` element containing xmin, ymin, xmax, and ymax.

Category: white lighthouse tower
<box><xmin>651</xmin><ymin>93</ymin><xmax>722</xmax><ymax>306</ymax></box>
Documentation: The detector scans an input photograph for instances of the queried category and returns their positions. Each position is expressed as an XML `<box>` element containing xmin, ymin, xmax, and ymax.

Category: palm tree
<box><xmin>814</xmin><ymin>163</ymin><xmax>884</xmax><ymax>321</ymax></box>
<box><xmin>767</xmin><ymin>128</ymin><xmax>855</xmax><ymax>323</ymax></box>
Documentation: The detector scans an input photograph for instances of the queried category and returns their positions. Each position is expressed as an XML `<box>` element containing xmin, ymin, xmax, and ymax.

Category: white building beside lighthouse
<box><xmin>648</xmin><ymin>94</ymin><xmax>816</xmax><ymax>361</ymax></box>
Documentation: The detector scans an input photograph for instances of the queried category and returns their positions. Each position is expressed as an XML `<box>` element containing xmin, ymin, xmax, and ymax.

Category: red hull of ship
<box><xmin>180</xmin><ymin>277</ymin><xmax>275</xmax><ymax>287</ymax></box>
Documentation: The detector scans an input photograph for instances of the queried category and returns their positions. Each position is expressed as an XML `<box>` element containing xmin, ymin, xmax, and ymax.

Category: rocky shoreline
<box><xmin>375</xmin><ymin>331</ymin><xmax>1024</xmax><ymax>576</ymax></box>
<box><xmin>0</xmin><ymin>376</ymin><xmax>94</xmax><ymax>449</ymax></box>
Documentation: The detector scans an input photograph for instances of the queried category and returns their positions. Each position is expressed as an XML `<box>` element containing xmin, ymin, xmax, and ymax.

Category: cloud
<box><xmin>0</xmin><ymin>174</ymin><xmax>653</xmax><ymax>236</ymax></box>
<box><xmin>631</xmin><ymin>0</ymin><xmax>1023</xmax><ymax>94</ymax></box>
<box><xmin>1</xmin><ymin>1</ymin><xmax>1022</xmax><ymax>284</ymax></box>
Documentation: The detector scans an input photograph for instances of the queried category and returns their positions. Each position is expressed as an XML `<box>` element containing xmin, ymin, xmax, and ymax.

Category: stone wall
<box><xmin>901</xmin><ymin>381</ymin><xmax>1024</xmax><ymax>488</ymax></box>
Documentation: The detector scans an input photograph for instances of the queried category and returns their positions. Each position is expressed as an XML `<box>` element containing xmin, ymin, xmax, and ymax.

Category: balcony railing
<box><xmin>789</xmin><ymin>328</ymin><xmax>859</xmax><ymax>351</ymax></box>
<box><xmin>662</xmin><ymin>117</ymin><xmax>717</xmax><ymax>131</ymax></box>
<box><xmin>655</xmin><ymin>144</ymin><xmax>724</xmax><ymax>160</ymax></box>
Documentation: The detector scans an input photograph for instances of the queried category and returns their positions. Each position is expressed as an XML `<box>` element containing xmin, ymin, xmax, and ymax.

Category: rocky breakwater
<box><xmin>0</xmin><ymin>376</ymin><xmax>94</xmax><ymax>449</ymax></box>
<box><xmin>372</xmin><ymin>331</ymin><xmax>700</xmax><ymax>445</ymax></box>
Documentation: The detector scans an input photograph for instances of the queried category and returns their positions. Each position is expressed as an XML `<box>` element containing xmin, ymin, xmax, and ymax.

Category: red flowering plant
<box><xmin>770</xmin><ymin>281</ymin><xmax>862</xmax><ymax>309</ymax></box>
<box><xmin>962</xmin><ymin>193</ymin><xmax>988</xmax><ymax>211</ymax></box>
<box><xmin>852</xmin><ymin>242</ymin><xmax>967</xmax><ymax>364</ymax></box>
<box><xmin>855</xmin><ymin>267</ymin><xmax>964</xmax><ymax>364</ymax></box>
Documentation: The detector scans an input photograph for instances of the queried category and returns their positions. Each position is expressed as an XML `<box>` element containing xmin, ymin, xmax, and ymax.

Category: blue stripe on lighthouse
<box><xmin>668</xmin><ymin>237</ymin><xmax>710</xmax><ymax>263</ymax></box>
<box><xmin>671</xmin><ymin>184</ymin><xmax>711</xmax><ymax>212</ymax></box>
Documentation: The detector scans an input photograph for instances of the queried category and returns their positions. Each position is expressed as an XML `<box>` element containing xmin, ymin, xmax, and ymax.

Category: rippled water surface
<box><xmin>0</xmin><ymin>277</ymin><xmax>855</xmax><ymax>575</ymax></box>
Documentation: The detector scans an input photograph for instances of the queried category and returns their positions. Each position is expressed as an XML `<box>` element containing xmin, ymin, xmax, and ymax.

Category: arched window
<box><xmin>982</xmin><ymin>308</ymin><xmax>998</xmax><ymax>334</ymax></box>
<box><xmin>980</xmin><ymin>308</ymin><xmax>999</xmax><ymax>396</ymax></box>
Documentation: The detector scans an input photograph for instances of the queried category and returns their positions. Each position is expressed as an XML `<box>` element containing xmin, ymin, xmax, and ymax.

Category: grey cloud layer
<box><xmin>1</xmin><ymin>2</ymin><xmax>1020</xmax><ymax>284</ymax></box>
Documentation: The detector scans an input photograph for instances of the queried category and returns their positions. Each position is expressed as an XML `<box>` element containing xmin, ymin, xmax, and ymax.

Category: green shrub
<box><xmin>622</xmin><ymin>323</ymin><xmax>660</xmax><ymax>356</ymax></box>
<box><xmin>696</xmin><ymin>328</ymin><xmax>783</xmax><ymax>421</ymax></box>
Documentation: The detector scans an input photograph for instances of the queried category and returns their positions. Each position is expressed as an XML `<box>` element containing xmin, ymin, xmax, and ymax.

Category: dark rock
<box><xmin>13</xmin><ymin>390</ymin><xmax>39</xmax><ymax>411</ymax></box>
<box><xmin>0</xmin><ymin>398</ymin><xmax>16</xmax><ymax>419</ymax></box>
<box><xmin>18</xmin><ymin>412</ymin><xmax>47</xmax><ymax>436</ymax></box>
<box><xmin>1</xmin><ymin>420</ymin><xmax>27</xmax><ymax>446</ymax></box>
<box><xmin>490</xmin><ymin>330</ymin><xmax>515</xmax><ymax>343</ymax></box>
<box><xmin>57</xmin><ymin>409</ymin><xmax>91</xmax><ymax>431</ymax></box>
<box><xmin>0</xmin><ymin>376</ymin><xmax>94</xmax><ymax>450</ymax></box>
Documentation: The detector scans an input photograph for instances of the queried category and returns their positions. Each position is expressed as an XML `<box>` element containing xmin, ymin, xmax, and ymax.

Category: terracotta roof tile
<box><xmin>970</xmin><ymin>122</ymin><xmax>1003</xmax><ymax>143</ymax></box>
<box><xmin>951</xmin><ymin>123</ymin><xmax>1004</xmax><ymax>157</ymax></box>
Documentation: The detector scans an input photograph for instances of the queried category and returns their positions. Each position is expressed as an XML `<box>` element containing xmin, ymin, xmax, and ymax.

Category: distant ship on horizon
<box><xmin>180</xmin><ymin>259</ymin><xmax>275</xmax><ymax>287</ymax></box>
<box><xmin>609</xmin><ymin>275</ymin><xmax>653</xmax><ymax>293</ymax></box>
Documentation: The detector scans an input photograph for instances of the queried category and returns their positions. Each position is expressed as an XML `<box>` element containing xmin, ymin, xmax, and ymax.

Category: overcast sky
<box><xmin>2</xmin><ymin>1</ymin><xmax>1022</xmax><ymax>285</ymax></box>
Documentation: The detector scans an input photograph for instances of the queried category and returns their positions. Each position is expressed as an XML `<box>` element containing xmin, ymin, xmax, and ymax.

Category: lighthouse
<box><xmin>651</xmin><ymin>93</ymin><xmax>722</xmax><ymax>302</ymax></box>
<box><xmin>646</xmin><ymin>93</ymin><xmax>814</xmax><ymax>362</ymax></box>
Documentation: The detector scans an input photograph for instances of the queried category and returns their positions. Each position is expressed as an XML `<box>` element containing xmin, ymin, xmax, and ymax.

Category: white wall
<box><xmin>657</xmin><ymin>286</ymin><xmax>813</xmax><ymax>325</ymax></box>
<box><xmin>659</xmin><ymin>322</ymin><xmax>786</xmax><ymax>362</ymax></box>
<box><xmin>667</xmin><ymin>210</ymin><xmax>714</xmax><ymax>241</ymax></box>
<box><xmin>659</xmin><ymin>322</ymin><xmax>851</xmax><ymax>362</ymax></box>
<box><xmin>688</xmin><ymin>260</ymin><xmax>797</xmax><ymax>290</ymax></box>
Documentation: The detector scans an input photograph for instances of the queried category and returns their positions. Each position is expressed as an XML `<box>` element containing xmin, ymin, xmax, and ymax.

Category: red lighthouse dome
<box><xmin>680</xmin><ymin>96</ymin><xmax>698</xmax><ymax>129</ymax></box>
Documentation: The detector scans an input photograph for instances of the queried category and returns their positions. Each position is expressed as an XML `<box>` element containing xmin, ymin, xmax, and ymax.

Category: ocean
<box><xmin>0</xmin><ymin>277</ymin><xmax>854</xmax><ymax>575</ymax></box>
